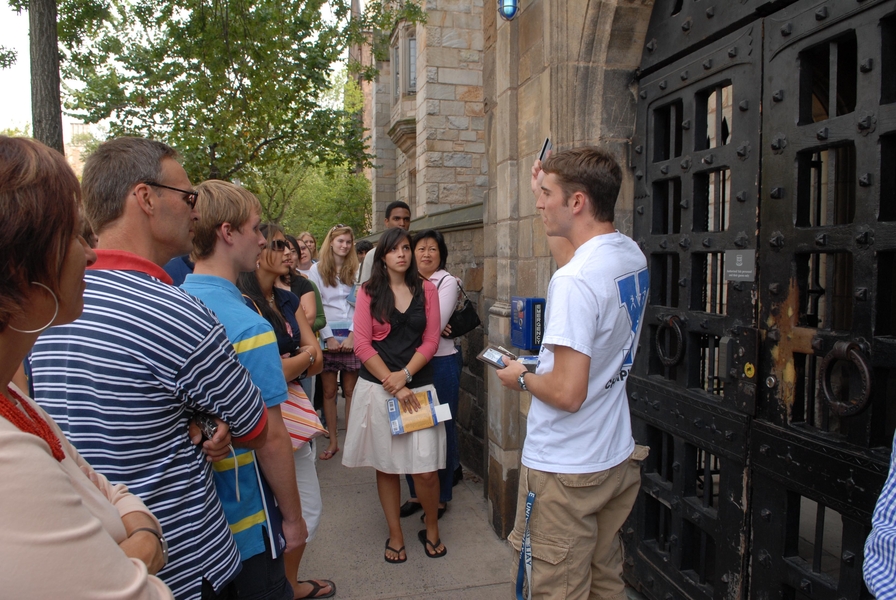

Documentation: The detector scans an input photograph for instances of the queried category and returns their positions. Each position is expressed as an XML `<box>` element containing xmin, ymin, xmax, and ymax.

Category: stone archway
<box><xmin>482</xmin><ymin>0</ymin><xmax>656</xmax><ymax>536</ymax></box>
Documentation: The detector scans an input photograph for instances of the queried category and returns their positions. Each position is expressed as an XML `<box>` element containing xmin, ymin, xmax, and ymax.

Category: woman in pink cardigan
<box><xmin>342</xmin><ymin>227</ymin><xmax>447</xmax><ymax>563</ymax></box>
<box><xmin>0</xmin><ymin>136</ymin><xmax>172</xmax><ymax>598</ymax></box>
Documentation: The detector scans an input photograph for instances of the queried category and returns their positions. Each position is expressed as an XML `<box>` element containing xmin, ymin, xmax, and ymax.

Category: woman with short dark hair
<box><xmin>0</xmin><ymin>136</ymin><xmax>172</xmax><ymax>598</ymax></box>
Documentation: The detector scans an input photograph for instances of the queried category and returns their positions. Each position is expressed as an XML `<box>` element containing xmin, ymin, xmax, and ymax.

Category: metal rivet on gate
<box><xmin>702</xmin><ymin>154</ymin><xmax>713</xmax><ymax>165</ymax></box>
<box><xmin>761</xmin><ymin>508</ymin><xmax>772</xmax><ymax>521</ymax></box>
<box><xmin>858</xmin><ymin>115</ymin><xmax>874</xmax><ymax>130</ymax></box>
<box><xmin>734</xmin><ymin>234</ymin><xmax>747</xmax><ymax>248</ymax></box>
<box><xmin>681</xmin><ymin>18</ymin><xmax>692</xmax><ymax>32</ymax></box>
<box><xmin>739</xmin><ymin>100</ymin><xmax>749</xmax><ymax>111</ymax></box>
<box><xmin>635</xmin><ymin>170</ymin><xmax>643</xmax><ymax>180</ymax></box>
<box><xmin>660</xmin><ymin>165</ymin><xmax>669</xmax><ymax>175</ymax></box>
<box><xmin>856</xmin><ymin>231</ymin><xmax>870</xmax><ymax>244</ymax></box>
<box><xmin>773</xmin><ymin>90</ymin><xmax>784</xmax><ymax>102</ymax></box>
<box><xmin>725</xmin><ymin>430</ymin><xmax>734</xmax><ymax>440</ymax></box>
<box><xmin>703</xmin><ymin>238</ymin><xmax>711</xmax><ymax>248</ymax></box>
<box><xmin>781</xmin><ymin>23</ymin><xmax>793</xmax><ymax>36</ymax></box>
<box><xmin>855</xmin><ymin>288</ymin><xmax>869</xmax><ymax>301</ymax></box>
<box><xmin>681</xmin><ymin>70</ymin><xmax>689</xmax><ymax>81</ymax></box>
<box><xmin>706</xmin><ymin>6</ymin><xmax>715</xmax><ymax>18</ymax></box>
<box><xmin>636</xmin><ymin>206</ymin><xmax>644</xmax><ymax>215</ymax></box>
<box><xmin>770</xmin><ymin>187</ymin><xmax>784</xmax><ymax>199</ymax></box>
<box><xmin>737</xmin><ymin>144</ymin><xmax>748</xmax><ymax>158</ymax></box>
<box><xmin>640</xmin><ymin>90</ymin><xmax>647</xmax><ymax>99</ymax></box>
<box><xmin>635</xmin><ymin>145</ymin><xmax>643</xmax><ymax>154</ymax></box>
<box><xmin>679</xmin><ymin>277</ymin><xmax>688</xmax><ymax>287</ymax></box>
<box><xmin>680</xmin><ymin>199</ymin><xmax>689</xmax><ymax>209</ymax></box>
<box><xmin>681</xmin><ymin>158</ymin><xmax>691</xmax><ymax>170</ymax></box>
<box><xmin>815</xmin><ymin>233</ymin><xmax>827</xmax><ymax>246</ymax></box>
<box><xmin>811</xmin><ymin>338</ymin><xmax>824</xmax><ymax>351</ymax></box>
<box><xmin>769</xmin><ymin>283</ymin><xmax>781</xmax><ymax>295</ymax></box>
<box><xmin>659</xmin><ymin>240</ymin><xmax>668</xmax><ymax>249</ymax></box>
<box><xmin>759</xmin><ymin>550</ymin><xmax>772</xmax><ymax>567</ymax></box>
<box><xmin>694</xmin><ymin>418</ymin><xmax>704</xmax><ymax>428</ymax></box>
<box><xmin>768</xmin><ymin>329</ymin><xmax>781</xmax><ymax>342</ymax></box>
<box><xmin>728</xmin><ymin>47</ymin><xmax>738</xmax><ymax>58</ymax></box>
<box><xmin>760</xmin><ymin>443</ymin><xmax>772</xmax><ymax>454</ymax></box>
<box><xmin>682</xmin><ymin>119</ymin><xmax>691</xmax><ymax>130</ymax></box>
<box><xmin>843</xmin><ymin>551</ymin><xmax>856</xmax><ymax>566</ymax></box>
<box><xmin>765</xmin><ymin>376</ymin><xmax>777</xmax><ymax>389</ymax></box>
<box><xmin>859</xmin><ymin>173</ymin><xmax>872</xmax><ymax>187</ymax></box>
<box><xmin>801</xmin><ymin>579</ymin><xmax>812</xmax><ymax>593</ymax></box>
<box><xmin>659</xmin><ymin>80</ymin><xmax>668</xmax><ymax>90</ymax></box>
<box><xmin>769</xmin><ymin>232</ymin><xmax>784</xmax><ymax>248</ymax></box>
<box><xmin>646</xmin><ymin>40</ymin><xmax>656</xmax><ymax>52</ymax></box>
<box><xmin>860</xmin><ymin>59</ymin><xmax>874</xmax><ymax>73</ymax></box>
<box><xmin>816</xmin><ymin>127</ymin><xmax>829</xmax><ymax>140</ymax></box>
<box><xmin>672</xmin><ymin>461</ymin><xmax>681</xmax><ymax>472</ymax></box>
<box><xmin>679</xmin><ymin>238</ymin><xmax>690</xmax><ymax>249</ymax></box>
<box><xmin>732</xmin><ymin>282</ymin><xmax>743</xmax><ymax>292</ymax></box>
<box><xmin>703</xmin><ymin>59</ymin><xmax>713</xmax><ymax>70</ymax></box>
<box><xmin>736</xmin><ymin>191</ymin><xmax>747</xmax><ymax>203</ymax></box>
<box><xmin>815</xmin><ymin>7</ymin><xmax>829</xmax><ymax>20</ymax></box>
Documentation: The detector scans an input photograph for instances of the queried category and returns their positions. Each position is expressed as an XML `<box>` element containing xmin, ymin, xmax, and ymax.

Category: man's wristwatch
<box><xmin>403</xmin><ymin>367</ymin><xmax>413</xmax><ymax>384</ymax></box>
<box><xmin>517</xmin><ymin>371</ymin><xmax>529</xmax><ymax>392</ymax></box>
<box><xmin>130</xmin><ymin>527</ymin><xmax>168</xmax><ymax>567</ymax></box>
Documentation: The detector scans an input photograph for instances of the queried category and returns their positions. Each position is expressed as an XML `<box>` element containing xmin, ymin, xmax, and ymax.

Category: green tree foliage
<box><xmin>55</xmin><ymin>0</ymin><xmax>422</xmax><ymax>183</ymax></box>
<box><xmin>264</xmin><ymin>161</ymin><xmax>371</xmax><ymax>243</ymax></box>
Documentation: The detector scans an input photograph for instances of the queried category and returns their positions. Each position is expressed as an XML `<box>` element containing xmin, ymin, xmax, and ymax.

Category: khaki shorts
<box><xmin>508</xmin><ymin>446</ymin><xmax>649</xmax><ymax>600</ymax></box>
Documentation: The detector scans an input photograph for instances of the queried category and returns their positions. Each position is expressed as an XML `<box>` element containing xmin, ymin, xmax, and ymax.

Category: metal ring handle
<box><xmin>655</xmin><ymin>316</ymin><xmax>685</xmax><ymax>367</ymax></box>
<box><xmin>819</xmin><ymin>341</ymin><xmax>872</xmax><ymax>417</ymax></box>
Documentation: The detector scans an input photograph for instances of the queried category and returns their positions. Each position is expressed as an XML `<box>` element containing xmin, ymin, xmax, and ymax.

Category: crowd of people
<box><xmin>0</xmin><ymin>135</ymin><xmax>468</xmax><ymax>599</ymax></box>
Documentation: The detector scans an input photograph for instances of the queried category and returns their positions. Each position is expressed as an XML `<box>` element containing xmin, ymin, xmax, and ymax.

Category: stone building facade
<box><xmin>359</xmin><ymin>0</ymin><xmax>655</xmax><ymax>537</ymax></box>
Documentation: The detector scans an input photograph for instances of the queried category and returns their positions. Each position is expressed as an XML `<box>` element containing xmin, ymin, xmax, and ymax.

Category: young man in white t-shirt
<box><xmin>497</xmin><ymin>146</ymin><xmax>650</xmax><ymax>600</ymax></box>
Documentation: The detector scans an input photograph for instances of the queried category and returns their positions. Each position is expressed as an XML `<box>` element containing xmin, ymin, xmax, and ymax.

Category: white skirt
<box><xmin>342</xmin><ymin>377</ymin><xmax>446</xmax><ymax>474</ymax></box>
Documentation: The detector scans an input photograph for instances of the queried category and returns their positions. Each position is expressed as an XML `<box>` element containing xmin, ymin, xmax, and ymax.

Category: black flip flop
<box><xmin>295</xmin><ymin>579</ymin><xmax>336</xmax><ymax>599</ymax></box>
<box><xmin>384</xmin><ymin>538</ymin><xmax>407</xmax><ymax>563</ymax></box>
<box><xmin>400</xmin><ymin>500</ymin><xmax>422</xmax><ymax>518</ymax></box>
<box><xmin>417</xmin><ymin>529</ymin><xmax>447</xmax><ymax>558</ymax></box>
<box><xmin>419</xmin><ymin>504</ymin><xmax>447</xmax><ymax>522</ymax></box>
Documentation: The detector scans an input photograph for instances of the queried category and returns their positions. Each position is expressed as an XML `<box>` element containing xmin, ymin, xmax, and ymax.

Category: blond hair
<box><xmin>317</xmin><ymin>225</ymin><xmax>358</xmax><ymax>287</ymax></box>
<box><xmin>191</xmin><ymin>180</ymin><xmax>261</xmax><ymax>261</ymax></box>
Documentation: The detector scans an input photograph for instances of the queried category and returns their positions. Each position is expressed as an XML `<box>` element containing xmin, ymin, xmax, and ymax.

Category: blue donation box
<box><xmin>511</xmin><ymin>296</ymin><xmax>545</xmax><ymax>350</ymax></box>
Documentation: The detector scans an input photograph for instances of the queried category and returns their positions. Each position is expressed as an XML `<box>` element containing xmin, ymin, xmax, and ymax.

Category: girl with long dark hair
<box><xmin>342</xmin><ymin>227</ymin><xmax>447</xmax><ymax>562</ymax></box>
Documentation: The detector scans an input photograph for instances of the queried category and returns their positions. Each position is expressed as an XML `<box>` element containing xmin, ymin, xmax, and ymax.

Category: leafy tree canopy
<box><xmin>261</xmin><ymin>160</ymin><xmax>371</xmax><ymax>244</ymax></box>
<box><xmin>46</xmin><ymin>0</ymin><xmax>422</xmax><ymax>182</ymax></box>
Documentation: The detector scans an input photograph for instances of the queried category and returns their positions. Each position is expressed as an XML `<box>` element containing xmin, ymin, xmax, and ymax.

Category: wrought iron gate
<box><xmin>625</xmin><ymin>1</ymin><xmax>896</xmax><ymax>598</ymax></box>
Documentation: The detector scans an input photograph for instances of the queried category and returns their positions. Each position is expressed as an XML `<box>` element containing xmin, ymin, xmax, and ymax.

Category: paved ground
<box><xmin>297</xmin><ymin>434</ymin><xmax>516</xmax><ymax>599</ymax></box>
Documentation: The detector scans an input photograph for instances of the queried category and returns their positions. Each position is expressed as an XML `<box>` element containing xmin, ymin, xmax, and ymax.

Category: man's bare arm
<box><xmin>496</xmin><ymin>345</ymin><xmax>591</xmax><ymax>413</ymax></box>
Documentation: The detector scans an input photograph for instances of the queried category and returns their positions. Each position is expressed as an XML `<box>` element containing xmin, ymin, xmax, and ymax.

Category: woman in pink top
<box><xmin>0</xmin><ymin>136</ymin><xmax>173</xmax><ymax>599</ymax></box>
<box><xmin>342</xmin><ymin>227</ymin><xmax>447</xmax><ymax>562</ymax></box>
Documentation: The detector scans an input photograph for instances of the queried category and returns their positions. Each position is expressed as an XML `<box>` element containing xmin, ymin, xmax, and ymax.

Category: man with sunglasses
<box><xmin>29</xmin><ymin>137</ymin><xmax>269</xmax><ymax>600</ymax></box>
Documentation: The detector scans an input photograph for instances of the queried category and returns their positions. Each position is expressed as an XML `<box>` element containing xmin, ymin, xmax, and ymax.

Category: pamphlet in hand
<box><xmin>320</xmin><ymin>320</ymin><xmax>351</xmax><ymax>351</ymax></box>
<box><xmin>388</xmin><ymin>384</ymin><xmax>452</xmax><ymax>435</ymax></box>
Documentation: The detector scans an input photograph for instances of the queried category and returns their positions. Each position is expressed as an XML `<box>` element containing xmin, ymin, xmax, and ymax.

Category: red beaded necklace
<box><xmin>3</xmin><ymin>386</ymin><xmax>65</xmax><ymax>461</ymax></box>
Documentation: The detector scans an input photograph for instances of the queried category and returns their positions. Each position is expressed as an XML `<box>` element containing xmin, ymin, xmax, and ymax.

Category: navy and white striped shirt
<box><xmin>30</xmin><ymin>251</ymin><xmax>268</xmax><ymax>600</ymax></box>
<box><xmin>865</xmin><ymin>431</ymin><xmax>896</xmax><ymax>598</ymax></box>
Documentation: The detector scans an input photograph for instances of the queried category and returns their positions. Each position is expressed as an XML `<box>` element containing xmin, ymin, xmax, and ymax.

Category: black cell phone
<box><xmin>194</xmin><ymin>413</ymin><xmax>218</xmax><ymax>440</ymax></box>
<box><xmin>538</xmin><ymin>137</ymin><xmax>552</xmax><ymax>162</ymax></box>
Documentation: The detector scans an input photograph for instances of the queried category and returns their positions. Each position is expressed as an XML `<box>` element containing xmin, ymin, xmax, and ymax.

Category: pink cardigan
<box><xmin>353</xmin><ymin>280</ymin><xmax>441</xmax><ymax>365</ymax></box>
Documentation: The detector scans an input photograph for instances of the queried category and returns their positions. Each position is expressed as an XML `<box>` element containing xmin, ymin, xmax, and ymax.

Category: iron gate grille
<box><xmin>626</xmin><ymin>1</ymin><xmax>896</xmax><ymax>599</ymax></box>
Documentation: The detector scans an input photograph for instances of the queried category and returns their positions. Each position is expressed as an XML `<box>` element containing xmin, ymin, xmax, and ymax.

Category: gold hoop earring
<box><xmin>9</xmin><ymin>282</ymin><xmax>60</xmax><ymax>334</ymax></box>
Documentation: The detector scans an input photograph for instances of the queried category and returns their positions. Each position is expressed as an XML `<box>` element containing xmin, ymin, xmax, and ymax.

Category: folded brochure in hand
<box><xmin>388</xmin><ymin>384</ymin><xmax>452</xmax><ymax>435</ymax></box>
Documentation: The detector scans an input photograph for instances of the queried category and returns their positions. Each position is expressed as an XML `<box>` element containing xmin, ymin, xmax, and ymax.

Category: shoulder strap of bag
<box><xmin>243</xmin><ymin>294</ymin><xmax>263</xmax><ymax>316</ymax></box>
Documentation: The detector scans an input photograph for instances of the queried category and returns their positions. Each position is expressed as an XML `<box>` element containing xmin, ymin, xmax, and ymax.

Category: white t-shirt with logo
<box><xmin>522</xmin><ymin>231</ymin><xmax>649</xmax><ymax>474</ymax></box>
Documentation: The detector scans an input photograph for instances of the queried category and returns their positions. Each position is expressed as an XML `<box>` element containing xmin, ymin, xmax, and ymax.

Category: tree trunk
<box><xmin>29</xmin><ymin>0</ymin><xmax>64</xmax><ymax>154</ymax></box>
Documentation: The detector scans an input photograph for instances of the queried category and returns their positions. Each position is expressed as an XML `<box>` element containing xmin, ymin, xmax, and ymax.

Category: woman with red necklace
<box><xmin>0</xmin><ymin>136</ymin><xmax>172</xmax><ymax>598</ymax></box>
